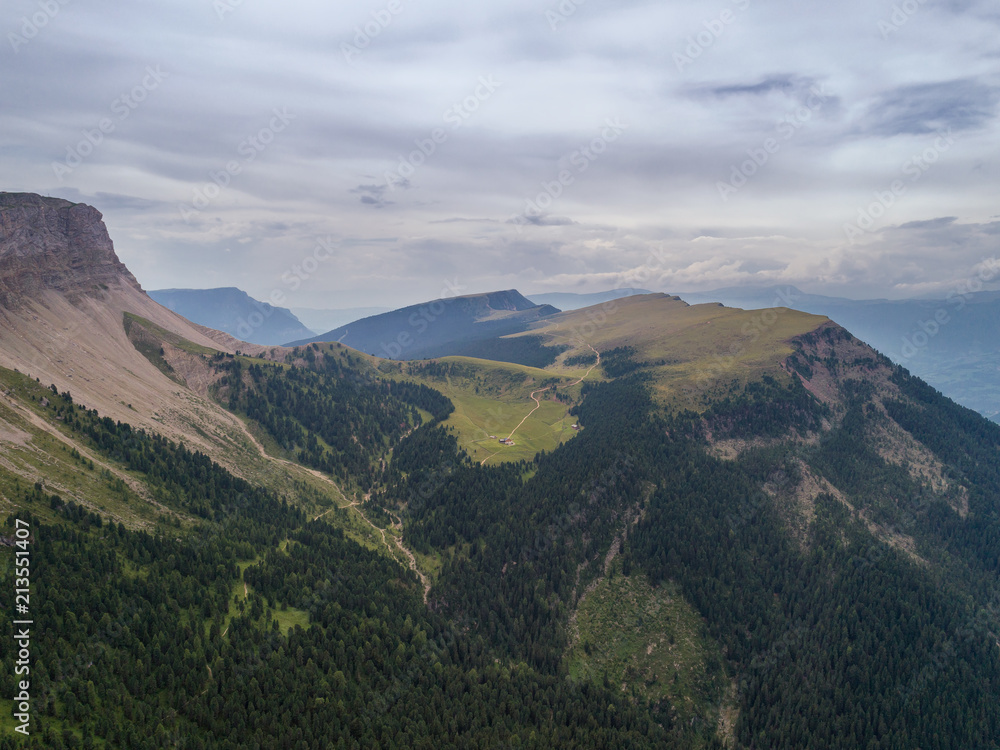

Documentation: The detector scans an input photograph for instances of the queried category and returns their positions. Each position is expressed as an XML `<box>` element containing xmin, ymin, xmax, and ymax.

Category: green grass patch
<box><xmin>395</xmin><ymin>357</ymin><xmax>588</xmax><ymax>464</ymax></box>
<box><xmin>273</xmin><ymin>604</ymin><xmax>311</xmax><ymax>633</ymax></box>
<box><xmin>122</xmin><ymin>312</ymin><xmax>217</xmax><ymax>356</ymax></box>
<box><xmin>566</xmin><ymin>571</ymin><xmax>728</xmax><ymax>739</ymax></box>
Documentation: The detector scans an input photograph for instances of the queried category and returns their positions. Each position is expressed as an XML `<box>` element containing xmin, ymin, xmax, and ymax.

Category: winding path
<box><xmin>234</xmin><ymin>417</ymin><xmax>431</xmax><ymax>603</ymax></box>
<box><xmin>504</xmin><ymin>387</ymin><xmax>548</xmax><ymax>441</ymax></box>
<box><xmin>503</xmin><ymin>341</ymin><xmax>601</xmax><ymax>444</ymax></box>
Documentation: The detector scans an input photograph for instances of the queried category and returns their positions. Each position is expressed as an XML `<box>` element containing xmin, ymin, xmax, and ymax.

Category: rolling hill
<box><xmin>2</xmin><ymin>193</ymin><xmax>999</xmax><ymax>749</ymax></box>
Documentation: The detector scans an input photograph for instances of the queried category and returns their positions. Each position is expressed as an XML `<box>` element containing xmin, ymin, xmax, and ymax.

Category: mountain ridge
<box><xmin>2</xmin><ymin>193</ymin><xmax>999</xmax><ymax>748</ymax></box>
<box><xmin>149</xmin><ymin>286</ymin><xmax>316</xmax><ymax>345</ymax></box>
<box><xmin>677</xmin><ymin>284</ymin><xmax>1000</xmax><ymax>421</ymax></box>
<box><xmin>289</xmin><ymin>288</ymin><xmax>561</xmax><ymax>358</ymax></box>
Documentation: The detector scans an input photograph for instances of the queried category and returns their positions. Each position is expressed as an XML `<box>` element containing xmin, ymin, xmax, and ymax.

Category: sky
<box><xmin>4</xmin><ymin>0</ymin><xmax>1000</xmax><ymax>309</ymax></box>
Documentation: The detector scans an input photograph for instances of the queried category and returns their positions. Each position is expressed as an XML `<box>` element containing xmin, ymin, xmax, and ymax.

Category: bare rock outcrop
<box><xmin>0</xmin><ymin>192</ymin><xmax>140</xmax><ymax>308</ymax></box>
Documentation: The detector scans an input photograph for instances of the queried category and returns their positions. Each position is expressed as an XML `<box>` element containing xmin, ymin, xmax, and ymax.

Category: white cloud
<box><xmin>2</xmin><ymin>0</ymin><xmax>998</xmax><ymax>306</ymax></box>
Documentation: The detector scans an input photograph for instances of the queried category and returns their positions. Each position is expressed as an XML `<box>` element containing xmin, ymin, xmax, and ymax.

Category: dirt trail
<box><xmin>3</xmin><ymin>396</ymin><xmax>177</xmax><ymax>524</ymax></box>
<box><xmin>505</xmin><ymin>387</ymin><xmax>548</xmax><ymax>441</ymax></box>
<box><xmin>503</xmin><ymin>341</ymin><xmax>601</xmax><ymax>444</ymax></box>
<box><xmin>232</xmin><ymin>417</ymin><xmax>431</xmax><ymax>603</ymax></box>
<box><xmin>393</xmin><ymin>534</ymin><xmax>430</xmax><ymax>603</ymax></box>
<box><xmin>346</xmin><ymin>496</ymin><xmax>430</xmax><ymax>603</ymax></box>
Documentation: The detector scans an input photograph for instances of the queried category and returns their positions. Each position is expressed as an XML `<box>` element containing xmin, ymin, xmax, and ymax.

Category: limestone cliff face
<box><xmin>0</xmin><ymin>192</ymin><xmax>140</xmax><ymax>308</ymax></box>
<box><xmin>0</xmin><ymin>191</ymin><xmax>252</xmax><ymax>453</ymax></box>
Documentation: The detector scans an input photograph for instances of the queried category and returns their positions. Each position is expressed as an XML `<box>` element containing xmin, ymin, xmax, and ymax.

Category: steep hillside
<box><xmin>0</xmin><ymin>195</ymin><xmax>250</xmax><ymax>449</ymax></box>
<box><xmin>2</xmin><ymin>194</ymin><xmax>1000</xmax><ymax>749</ymax></box>
<box><xmin>679</xmin><ymin>285</ymin><xmax>1000</xmax><ymax>422</ymax></box>
<box><xmin>149</xmin><ymin>287</ymin><xmax>316</xmax><ymax>345</ymax></box>
<box><xmin>290</xmin><ymin>289</ymin><xmax>560</xmax><ymax>358</ymax></box>
<box><xmin>0</xmin><ymin>194</ymin><xmax>356</xmax><ymax>518</ymax></box>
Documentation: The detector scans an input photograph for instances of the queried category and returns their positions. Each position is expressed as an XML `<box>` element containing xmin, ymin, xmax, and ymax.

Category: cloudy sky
<box><xmin>4</xmin><ymin>0</ymin><xmax>999</xmax><ymax>308</ymax></box>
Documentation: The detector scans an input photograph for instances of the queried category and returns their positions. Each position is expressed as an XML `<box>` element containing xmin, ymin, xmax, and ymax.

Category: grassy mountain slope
<box><xmin>679</xmin><ymin>285</ymin><xmax>1000</xmax><ymax>422</ymax></box>
<box><xmin>3</xmin><ymin>198</ymin><xmax>1000</xmax><ymax>748</ymax></box>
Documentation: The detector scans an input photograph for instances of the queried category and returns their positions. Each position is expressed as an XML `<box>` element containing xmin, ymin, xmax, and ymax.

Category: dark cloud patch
<box><xmin>859</xmin><ymin>80</ymin><xmax>1000</xmax><ymax>136</ymax></box>
<box><xmin>690</xmin><ymin>75</ymin><xmax>836</xmax><ymax>109</ymax></box>
<box><xmin>507</xmin><ymin>214</ymin><xmax>577</xmax><ymax>228</ymax></box>
<box><xmin>706</xmin><ymin>75</ymin><xmax>800</xmax><ymax>98</ymax></box>
<box><xmin>895</xmin><ymin>217</ymin><xmax>958</xmax><ymax>231</ymax></box>
<box><xmin>351</xmin><ymin>183</ymin><xmax>396</xmax><ymax>208</ymax></box>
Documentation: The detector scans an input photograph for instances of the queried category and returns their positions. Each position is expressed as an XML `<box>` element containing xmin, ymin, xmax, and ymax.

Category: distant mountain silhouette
<box><xmin>288</xmin><ymin>289</ymin><xmax>560</xmax><ymax>359</ymax></box>
<box><xmin>149</xmin><ymin>287</ymin><xmax>316</xmax><ymax>346</ymax></box>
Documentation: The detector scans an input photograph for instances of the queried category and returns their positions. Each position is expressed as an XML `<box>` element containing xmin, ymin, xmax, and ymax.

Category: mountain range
<box><xmin>148</xmin><ymin>287</ymin><xmax>316</xmax><ymax>346</ymax></box>
<box><xmin>154</xmin><ymin>281</ymin><xmax>999</xmax><ymax>423</ymax></box>
<box><xmin>1</xmin><ymin>192</ymin><xmax>999</xmax><ymax>749</ymax></box>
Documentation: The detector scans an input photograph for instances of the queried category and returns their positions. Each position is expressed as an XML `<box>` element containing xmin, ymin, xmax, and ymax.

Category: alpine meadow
<box><xmin>3</xmin><ymin>0</ymin><xmax>1000</xmax><ymax>747</ymax></box>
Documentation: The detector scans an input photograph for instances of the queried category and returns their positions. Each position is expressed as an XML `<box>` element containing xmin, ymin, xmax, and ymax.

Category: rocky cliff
<box><xmin>0</xmin><ymin>192</ymin><xmax>263</xmax><ymax>463</ymax></box>
<box><xmin>0</xmin><ymin>192</ymin><xmax>140</xmax><ymax>308</ymax></box>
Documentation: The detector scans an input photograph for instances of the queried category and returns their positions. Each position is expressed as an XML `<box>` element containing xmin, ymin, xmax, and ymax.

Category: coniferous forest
<box><xmin>2</xmin><ymin>333</ymin><xmax>1000</xmax><ymax>749</ymax></box>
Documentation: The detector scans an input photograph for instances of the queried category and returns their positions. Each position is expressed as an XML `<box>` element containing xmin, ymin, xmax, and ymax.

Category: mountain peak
<box><xmin>0</xmin><ymin>191</ymin><xmax>140</xmax><ymax>307</ymax></box>
<box><xmin>483</xmin><ymin>289</ymin><xmax>538</xmax><ymax>311</ymax></box>
<box><xmin>289</xmin><ymin>287</ymin><xmax>559</xmax><ymax>356</ymax></box>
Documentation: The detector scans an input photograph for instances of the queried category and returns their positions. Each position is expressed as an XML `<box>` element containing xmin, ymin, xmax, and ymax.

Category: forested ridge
<box><xmin>211</xmin><ymin>350</ymin><xmax>452</xmax><ymax>489</ymax></box>
<box><xmin>2</xmin><ymin>325</ymin><xmax>1000</xmax><ymax>748</ymax></box>
<box><xmin>0</xmin><ymin>384</ymin><xmax>669</xmax><ymax>749</ymax></box>
<box><xmin>377</xmin><ymin>344</ymin><xmax>1000</xmax><ymax>748</ymax></box>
